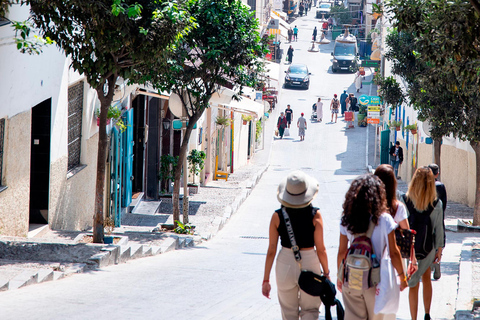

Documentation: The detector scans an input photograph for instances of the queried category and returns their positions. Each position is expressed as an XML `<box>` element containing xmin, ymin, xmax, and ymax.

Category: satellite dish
<box><xmin>422</xmin><ymin>121</ymin><xmax>432</xmax><ymax>137</ymax></box>
<box><xmin>169</xmin><ymin>93</ymin><xmax>194</xmax><ymax>118</ymax></box>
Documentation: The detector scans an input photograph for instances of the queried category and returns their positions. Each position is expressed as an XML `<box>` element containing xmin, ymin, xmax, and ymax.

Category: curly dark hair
<box><xmin>341</xmin><ymin>174</ymin><xmax>387</xmax><ymax>234</ymax></box>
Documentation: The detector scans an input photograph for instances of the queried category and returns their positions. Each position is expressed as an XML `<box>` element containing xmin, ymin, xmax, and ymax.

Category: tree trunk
<box><xmin>93</xmin><ymin>75</ymin><xmax>117</xmax><ymax>243</ymax></box>
<box><xmin>434</xmin><ymin>138</ymin><xmax>442</xmax><ymax>180</ymax></box>
<box><xmin>172</xmin><ymin>112</ymin><xmax>203</xmax><ymax>228</ymax></box>
<box><xmin>471</xmin><ymin>141</ymin><xmax>480</xmax><ymax>226</ymax></box>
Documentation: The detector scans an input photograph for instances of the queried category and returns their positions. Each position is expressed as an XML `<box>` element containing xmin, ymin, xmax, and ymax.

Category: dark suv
<box><xmin>284</xmin><ymin>64</ymin><xmax>311</xmax><ymax>89</ymax></box>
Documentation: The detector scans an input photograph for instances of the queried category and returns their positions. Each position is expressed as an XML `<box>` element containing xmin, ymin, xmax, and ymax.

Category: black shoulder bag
<box><xmin>281</xmin><ymin>207</ymin><xmax>344</xmax><ymax>320</ymax></box>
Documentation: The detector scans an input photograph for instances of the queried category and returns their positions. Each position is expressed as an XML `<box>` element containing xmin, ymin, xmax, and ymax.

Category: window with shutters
<box><xmin>247</xmin><ymin>0</ymin><xmax>256</xmax><ymax>11</ymax></box>
<box><xmin>67</xmin><ymin>82</ymin><xmax>84</xmax><ymax>172</ymax></box>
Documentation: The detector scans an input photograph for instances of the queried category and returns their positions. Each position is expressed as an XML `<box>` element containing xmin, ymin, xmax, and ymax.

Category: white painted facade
<box><xmin>0</xmin><ymin>4</ymin><xmax>100</xmax><ymax>236</ymax></box>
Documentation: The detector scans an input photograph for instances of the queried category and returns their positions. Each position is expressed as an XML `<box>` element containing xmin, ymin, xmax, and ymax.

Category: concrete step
<box><xmin>129</xmin><ymin>244</ymin><xmax>144</xmax><ymax>259</ymax></box>
<box><xmin>119</xmin><ymin>246</ymin><xmax>132</xmax><ymax>263</ymax></box>
<box><xmin>36</xmin><ymin>269</ymin><xmax>54</xmax><ymax>283</ymax></box>
<box><xmin>132</xmin><ymin>200</ymin><xmax>161</xmax><ymax>215</ymax></box>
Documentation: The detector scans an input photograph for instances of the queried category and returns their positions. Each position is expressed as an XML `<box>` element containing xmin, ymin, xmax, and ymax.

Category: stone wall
<box><xmin>0</xmin><ymin>111</ymin><xmax>31</xmax><ymax>237</ymax></box>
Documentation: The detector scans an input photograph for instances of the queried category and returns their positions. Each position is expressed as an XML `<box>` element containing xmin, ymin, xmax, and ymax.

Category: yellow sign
<box><xmin>368</xmin><ymin>106</ymin><xmax>380</xmax><ymax>112</ymax></box>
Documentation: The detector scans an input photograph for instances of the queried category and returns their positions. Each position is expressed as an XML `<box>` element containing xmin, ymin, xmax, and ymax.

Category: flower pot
<box><xmin>188</xmin><ymin>184</ymin><xmax>199</xmax><ymax>195</ymax></box>
<box><xmin>410</xmin><ymin>129</ymin><xmax>417</xmax><ymax>134</ymax></box>
<box><xmin>243</xmin><ymin>120</ymin><xmax>248</xmax><ymax>125</ymax></box>
<box><xmin>103</xmin><ymin>235</ymin><xmax>114</xmax><ymax>244</ymax></box>
<box><xmin>395</xmin><ymin>126</ymin><xmax>401</xmax><ymax>131</ymax></box>
<box><xmin>97</xmin><ymin>118</ymin><xmax>111</xmax><ymax>126</ymax></box>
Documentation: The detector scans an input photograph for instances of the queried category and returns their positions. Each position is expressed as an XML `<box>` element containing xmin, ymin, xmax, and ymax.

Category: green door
<box><xmin>380</xmin><ymin>129</ymin><xmax>390</xmax><ymax>164</ymax></box>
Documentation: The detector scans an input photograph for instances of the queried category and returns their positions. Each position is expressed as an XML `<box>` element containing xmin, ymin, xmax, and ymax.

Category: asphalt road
<box><xmin>0</xmin><ymin>10</ymin><xmax>459</xmax><ymax>320</ymax></box>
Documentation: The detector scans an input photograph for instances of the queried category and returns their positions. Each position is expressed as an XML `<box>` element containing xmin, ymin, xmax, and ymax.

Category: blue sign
<box><xmin>359</xmin><ymin>95</ymin><xmax>381</xmax><ymax>106</ymax></box>
<box><xmin>172</xmin><ymin>119</ymin><xmax>197</xmax><ymax>130</ymax></box>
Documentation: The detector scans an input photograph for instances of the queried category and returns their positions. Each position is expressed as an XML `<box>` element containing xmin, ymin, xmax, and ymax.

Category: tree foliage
<box><xmin>386</xmin><ymin>0</ymin><xmax>480</xmax><ymax>223</ymax></box>
<box><xmin>133</xmin><ymin>0</ymin><xmax>268</xmax><ymax>226</ymax></box>
<box><xmin>23</xmin><ymin>0</ymin><xmax>192</xmax><ymax>242</ymax></box>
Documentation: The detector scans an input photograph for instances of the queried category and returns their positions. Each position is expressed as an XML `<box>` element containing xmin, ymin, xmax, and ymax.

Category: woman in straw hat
<box><xmin>262</xmin><ymin>171</ymin><xmax>330</xmax><ymax>320</ymax></box>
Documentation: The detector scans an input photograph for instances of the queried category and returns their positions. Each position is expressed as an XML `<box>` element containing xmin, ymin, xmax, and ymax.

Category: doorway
<box><xmin>29</xmin><ymin>99</ymin><xmax>52</xmax><ymax>224</ymax></box>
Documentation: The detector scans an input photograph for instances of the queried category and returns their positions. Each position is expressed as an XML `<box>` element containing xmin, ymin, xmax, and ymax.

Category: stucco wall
<box><xmin>49</xmin><ymin>134</ymin><xmax>98</xmax><ymax>231</ymax></box>
<box><xmin>233</xmin><ymin>114</ymin><xmax>249</xmax><ymax>170</ymax></box>
<box><xmin>0</xmin><ymin>111</ymin><xmax>31</xmax><ymax>237</ymax></box>
<box><xmin>399</xmin><ymin>139</ymin><xmax>476</xmax><ymax>208</ymax></box>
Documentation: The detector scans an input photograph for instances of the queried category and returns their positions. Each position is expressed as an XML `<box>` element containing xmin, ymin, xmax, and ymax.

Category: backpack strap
<box><xmin>366</xmin><ymin>220</ymin><xmax>375</xmax><ymax>238</ymax></box>
<box><xmin>281</xmin><ymin>207</ymin><xmax>302</xmax><ymax>263</ymax></box>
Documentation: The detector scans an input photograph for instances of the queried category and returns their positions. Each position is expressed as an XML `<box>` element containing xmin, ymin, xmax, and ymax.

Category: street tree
<box><xmin>133</xmin><ymin>0</ymin><xmax>268</xmax><ymax>226</ymax></box>
<box><xmin>18</xmin><ymin>0</ymin><xmax>192</xmax><ymax>242</ymax></box>
<box><xmin>384</xmin><ymin>30</ymin><xmax>463</xmax><ymax>170</ymax></box>
<box><xmin>387</xmin><ymin>0</ymin><xmax>480</xmax><ymax>223</ymax></box>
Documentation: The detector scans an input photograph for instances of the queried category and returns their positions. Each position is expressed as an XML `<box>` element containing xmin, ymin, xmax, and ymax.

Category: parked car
<box><xmin>331</xmin><ymin>33</ymin><xmax>360</xmax><ymax>73</ymax></box>
<box><xmin>316</xmin><ymin>2</ymin><xmax>331</xmax><ymax>18</ymax></box>
<box><xmin>284</xmin><ymin>64</ymin><xmax>311</xmax><ymax>89</ymax></box>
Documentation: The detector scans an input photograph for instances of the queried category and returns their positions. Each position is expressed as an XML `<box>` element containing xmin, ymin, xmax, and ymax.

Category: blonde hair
<box><xmin>406</xmin><ymin>167</ymin><xmax>437</xmax><ymax>211</ymax></box>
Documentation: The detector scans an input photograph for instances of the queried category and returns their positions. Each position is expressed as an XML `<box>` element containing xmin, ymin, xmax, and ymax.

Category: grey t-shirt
<box><xmin>298</xmin><ymin>116</ymin><xmax>307</xmax><ymax>129</ymax></box>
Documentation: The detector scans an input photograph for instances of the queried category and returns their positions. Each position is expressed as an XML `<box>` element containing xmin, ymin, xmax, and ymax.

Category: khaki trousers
<box><xmin>275</xmin><ymin>247</ymin><xmax>322</xmax><ymax>320</ymax></box>
<box><xmin>342</xmin><ymin>287</ymin><xmax>385</xmax><ymax>320</ymax></box>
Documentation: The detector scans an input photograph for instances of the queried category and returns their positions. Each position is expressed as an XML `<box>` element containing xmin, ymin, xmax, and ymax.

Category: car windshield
<box><xmin>334</xmin><ymin>43</ymin><xmax>356</xmax><ymax>56</ymax></box>
<box><xmin>320</xmin><ymin>4</ymin><xmax>330</xmax><ymax>8</ymax></box>
<box><xmin>288</xmin><ymin>65</ymin><xmax>308</xmax><ymax>74</ymax></box>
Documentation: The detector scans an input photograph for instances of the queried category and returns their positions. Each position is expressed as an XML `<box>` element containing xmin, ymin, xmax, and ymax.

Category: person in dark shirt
<box><xmin>262</xmin><ymin>171</ymin><xmax>329</xmax><ymax>319</ymax></box>
<box><xmin>389</xmin><ymin>141</ymin><xmax>404</xmax><ymax>178</ymax></box>
<box><xmin>428</xmin><ymin>163</ymin><xmax>447</xmax><ymax>280</ymax></box>
<box><xmin>285</xmin><ymin>104</ymin><xmax>293</xmax><ymax>128</ymax></box>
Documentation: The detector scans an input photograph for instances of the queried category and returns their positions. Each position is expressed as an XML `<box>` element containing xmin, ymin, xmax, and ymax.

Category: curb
<box><xmin>0</xmin><ymin>233</ymin><xmax>196</xmax><ymax>292</ymax></box>
<box><xmin>456</xmin><ymin>240</ymin><xmax>474</xmax><ymax>319</ymax></box>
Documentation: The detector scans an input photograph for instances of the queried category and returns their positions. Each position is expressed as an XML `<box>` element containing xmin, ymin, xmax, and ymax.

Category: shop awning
<box><xmin>223</xmin><ymin>97</ymin><xmax>264</xmax><ymax>118</ymax></box>
<box><xmin>209</xmin><ymin>87</ymin><xmax>236</xmax><ymax>106</ymax></box>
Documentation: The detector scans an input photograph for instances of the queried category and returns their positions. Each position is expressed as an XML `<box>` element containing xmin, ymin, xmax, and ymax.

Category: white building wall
<box><xmin>0</xmin><ymin>4</ymin><xmax>100</xmax><ymax>234</ymax></box>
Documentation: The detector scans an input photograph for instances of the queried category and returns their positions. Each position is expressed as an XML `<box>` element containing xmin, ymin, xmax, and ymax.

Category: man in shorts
<box><xmin>330</xmin><ymin>94</ymin><xmax>340</xmax><ymax>123</ymax></box>
<box><xmin>285</xmin><ymin>104</ymin><xmax>294</xmax><ymax>128</ymax></box>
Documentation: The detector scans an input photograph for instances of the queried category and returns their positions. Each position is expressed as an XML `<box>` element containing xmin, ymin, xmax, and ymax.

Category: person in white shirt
<box><xmin>315</xmin><ymin>98</ymin><xmax>323</xmax><ymax>122</ymax></box>
<box><xmin>337</xmin><ymin>174</ymin><xmax>407</xmax><ymax>320</ymax></box>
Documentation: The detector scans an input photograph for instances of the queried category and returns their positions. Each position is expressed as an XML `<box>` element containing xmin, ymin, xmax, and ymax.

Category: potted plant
<box><xmin>255</xmin><ymin>118</ymin><xmax>263</xmax><ymax>142</ymax></box>
<box><xmin>103</xmin><ymin>216</ymin><xmax>115</xmax><ymax>244</ymax></box>
<box><xmin>95</xmin><ymin>105</ymin><xmax>127</xmax><ymax>132</ymax></box>
<box><xmin>215</xmin><ymin>116</ymin><xmax>231</xmax><ymax>127</ymax></box>
<box><xmin>158</xmin><ymin>154</ymin><xmax>178</xmax><ymax>194</ymax></box>
<box><xmin>389</xmin><ymin>120</ymin><xmax>403</xmax><ymax>131</ymax></box>
<box><xmin>187</xmin><ymin>149</ymin><xmax>206</xmax><ymax>194</ymax></box>
<box><xmin>357</xmin><ymin>104</ymin><xmax>367</xmax><ymax>125</ymax></box>
<box><xmin>241</xmin><ymin>114</ymin><xmax>253</xmax><ymax>125</ymax></box>
<box><xmin>404</xmin><ymin>123</ymin><xmax>417</xmax><ymax>134</ymax></box>
<box><xmin>372</xmin><ymin>4</ymin><xmax>383</xmax><ymax>19</ymax></box>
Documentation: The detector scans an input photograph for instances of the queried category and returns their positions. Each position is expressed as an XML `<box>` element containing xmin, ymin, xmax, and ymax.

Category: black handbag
<box><xmin>281</xmin><ymin>208</ymin><xmax>345</xmax><ymax>320</ymax></box>
<box><xmin>395</xmin><ymin>228</ymin><xmax>416</xmax><ymax>259</ymax></box>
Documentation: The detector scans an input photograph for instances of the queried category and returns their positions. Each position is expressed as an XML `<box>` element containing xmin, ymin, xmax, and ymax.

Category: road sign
<box><xmin>268</xmin><ymin>19</ymin><xmax>279</xmax><ymax>29</ymax></box>
<box><xmin>367</xmin><ymin>118</ymin><xmax>380</xmax><ymax>124</ymax></box>
<box><xmin>361</xmin><ymin>60</ymin><xmax>380</xmax><ymax>68</ymax></box>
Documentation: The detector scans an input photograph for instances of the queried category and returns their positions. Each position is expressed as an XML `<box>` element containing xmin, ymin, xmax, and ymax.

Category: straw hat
<box><xmin>277</xmin><ymin>171</ymin><xmax>319</xmax><ymax>208</ymax></box>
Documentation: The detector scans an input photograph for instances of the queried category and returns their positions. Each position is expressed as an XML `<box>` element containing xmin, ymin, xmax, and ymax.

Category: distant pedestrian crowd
<box><xmin>263</xmin><ymin>162</ymin><xmax>447</xmax><ymax>320</ymax></box>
